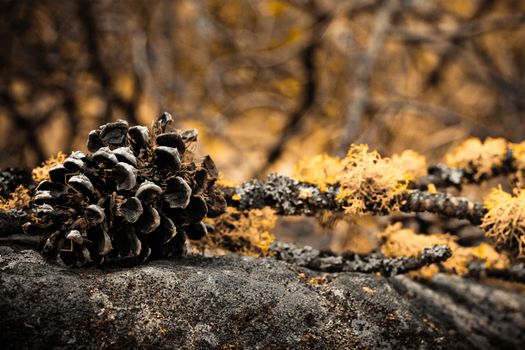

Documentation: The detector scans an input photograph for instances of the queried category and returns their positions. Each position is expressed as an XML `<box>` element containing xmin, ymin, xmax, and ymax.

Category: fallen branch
<box><xmin>467</xmin><ymin>261</ymin><xmax>525</xmax><ymax>284</ymax></box>
<box><xmin>222</xmin><ymin>174</ymin><xmax>486</xmax><ymax>224</ymax></box>
<box><xmin>269</xmin><ymin>241</ymin><xmax>452</xmax><ymax>277</ymax></box>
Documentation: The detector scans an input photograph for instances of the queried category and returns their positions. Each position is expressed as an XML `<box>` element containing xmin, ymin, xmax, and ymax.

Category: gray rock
<box><xmin>0</xmin><ymin>245</ymin><xmax>524</xmax><ymax>349</ymax></box>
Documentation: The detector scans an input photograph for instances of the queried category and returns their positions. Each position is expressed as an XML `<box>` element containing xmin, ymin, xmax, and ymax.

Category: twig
<box><xmin>467</xmin><ymin>262</ymin><xmax>525</xmax><ymax>284</ymax></box>
<box><xmin>270</xmin><ymin>241</ymin><xmax>452</xmax><ymax>276</ymax></box>
<box><xmin>222</xmin><ymin>174</ymin><xmax>486</xmax><ymax>224</ymax></box>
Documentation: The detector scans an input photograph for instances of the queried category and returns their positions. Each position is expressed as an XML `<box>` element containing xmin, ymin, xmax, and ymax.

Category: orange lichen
<box><xmin>32</xmin><ymin>152</ymin><xmax>67</xmax><ymax>182</ymax></box>
<box><xmin>481</xmin><ymin>187</ymin><xmax>525</xmax><ymax>256</ymax></box>
<box><xmin>336</xmin><ymin>145</ymin><xmax>411</xmax><ymax>215</ymax></box>
<box><xmin>293</xmin><ymin>154</ymin><xmax>343</xmax><ymax>191</ymax></box>
<box><xmin>444</xmin><ymin>137</ymin><xmax>508</xmax><ymax>179</ymax></box>
<box><xmin>0</xmin><ymin>185</ymin><xmax>31</xmax><ymax>212</ymax></box>
<box><xmin>391</xmin><ymin>149</ymin><xmax>427</xmax><ymax>179</ymax></box>
<box><xmin>198</xmin><ymin>207</ymin><xmax>276</xmax><ymax>256</ymax></box>
<box><xmin>379</xmin><ymin>223</ymin><xmax>509</xmax><ymax>278</ymax></box>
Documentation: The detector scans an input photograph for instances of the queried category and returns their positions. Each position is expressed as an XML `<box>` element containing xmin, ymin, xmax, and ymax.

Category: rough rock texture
<box><xmin>1</xmin><ymin>244</ymin><xmax>524</xmax><ymax>349</ymax></box>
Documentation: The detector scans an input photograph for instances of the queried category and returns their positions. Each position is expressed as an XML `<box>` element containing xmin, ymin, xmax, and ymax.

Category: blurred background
<box><xmin>1</xmin><ymin>0</ymin><xmax>524</xmax><ymax>251</ymax></box>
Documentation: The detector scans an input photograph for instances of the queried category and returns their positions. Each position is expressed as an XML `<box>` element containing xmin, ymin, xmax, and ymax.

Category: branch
<box><xmin>270</xmin><ymin>241</ymin><xmax>452</xmax><ymax>276</ymax></box>
<box><xmin>222</xmin><ymin>174</ymin><xmax>486</xmax><ymax>224</ymax></box>
<box><xmin>467</xmin><ymin>261</ymin><xmax>525</xmax><ymax>284</ymax></box>
<box><xmin>414</xmin><ymin>160</ymin><xmax>515</xmax><ymax>190</ymax></box>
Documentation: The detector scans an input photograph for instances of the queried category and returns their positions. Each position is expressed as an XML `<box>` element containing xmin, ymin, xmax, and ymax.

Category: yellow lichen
<box><xmin>444</xmin><ymin>137</ymin><xmax>508</xmax><ymax>179</ymax></box>
<box><xmin>391</xmin><ymin>149</ymin><xmax>427</xmax><ymax>179</ymax></box>
<box><xmin>32</xmin><ymin>152</ymin><xmax>67</xmax><ymax>182</ymax></box>
<box><xmin>481</xmin><ymin>187</ymin><xmax>525</xmax><ymax>256</ymax></box>
<box><xmin>198</xmin><ymin>207</ymin><xmax>276</xmax><ymax>256</ymax></box>
<box><xmin>216</xmin><ymin>174</ymin><xmax>238</xmax><ymax>188</ymax></box>
<box><xmin>379</xmin><ymin>223</ymin><xmax>509</xmax><ymax>278</ymax></box>
<box><xmin>0</xmin><ymin>185</ymin><xmax>31</xmax><ymax>212</ymax></box>
<box><xmin>336</xmin><ymin>145</ymin><xmax>411</xmax><ymax>215</ymax></box>
<box><xmin>293</xmin><ymin>154</ymin><xmax>343</xmax><ymax>191</ymax></box>
<box><xmin>427</xmin><ymin>183</ymin><xmax>438</xmax><ymax>194</ymax></box>
<box><xmin>509</xmin><ymin>142</ymin><xmax>525</xmax><ymax>187</ymax></box>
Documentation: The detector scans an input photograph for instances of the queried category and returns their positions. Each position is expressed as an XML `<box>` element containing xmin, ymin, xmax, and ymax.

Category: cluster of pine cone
<box><xmin>25</xmin><ymin>112</ymin><xmax>226</xmax><ymax>267</ymax></box>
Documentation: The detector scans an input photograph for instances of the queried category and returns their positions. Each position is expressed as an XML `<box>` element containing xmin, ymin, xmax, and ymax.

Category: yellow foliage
<box><xmin>0</xmin><ymin>185</ymin><xmax>31</xmax><ymax>212</ymax></box>
<box><xmin>336</xmin><ymin>145</ymin><xmax>411</xmax><ymax>215</ymax></box>
<box><xmin>32</xmin><ymin>152</ymin><xmax>67</xmax><ymax>182</ymax></box>
<box><xmin>379</xmin><ymin>223</ymin><xmax>510</xmax><ymax>278</ymax></box>
<box><xmin>391</xmin><ymin>150</ymin><xmax>427</xmax><ymax>179</ymax></box>
<box><xmin>444</xmin><ymin>137</ymin><xmax>507</xmax><ymax>179</ymax></box>
<box><xmin>199</xmin><ymin>207</ymin><xmax>276</xmax><ymax>256</ymax></box>
<box><xmin>481</xmin><ymin>187</ymin><xmax>525</xmax><ymax>256</ymax></box>
<box><xmin>293</xmin><ymin>154</ymin><xmax>343</xmax><ymax>191</ymax></box>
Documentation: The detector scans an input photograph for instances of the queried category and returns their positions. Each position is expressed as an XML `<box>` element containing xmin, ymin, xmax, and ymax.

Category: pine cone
<box><xmin>25</xmin><ymin>112</ymin><xmax>226</xmax><ymax>267</ymax></box>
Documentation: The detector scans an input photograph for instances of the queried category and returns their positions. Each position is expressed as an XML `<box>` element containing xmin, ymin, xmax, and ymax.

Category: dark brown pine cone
<box><xmin>24</xmin><ymin>112</ymin><xmax>226</xmax><ymax>267</ymax></box>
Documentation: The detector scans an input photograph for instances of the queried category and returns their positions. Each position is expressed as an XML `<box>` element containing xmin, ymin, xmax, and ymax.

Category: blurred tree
<box><xmin>0</xmin><ymin>0</ymin><xmax>524</xmax><ymax>184</ymax></box>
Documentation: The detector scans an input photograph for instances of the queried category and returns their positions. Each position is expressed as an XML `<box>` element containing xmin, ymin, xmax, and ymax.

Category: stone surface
<box><xmin>1</xmin><ymin>244</ymin><xmax>524</xmax><ymax>349</ymax></box>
